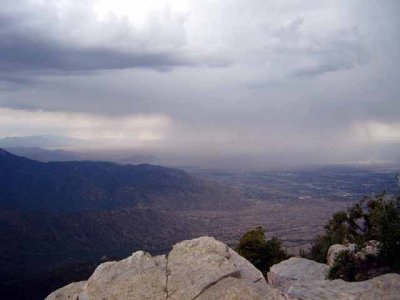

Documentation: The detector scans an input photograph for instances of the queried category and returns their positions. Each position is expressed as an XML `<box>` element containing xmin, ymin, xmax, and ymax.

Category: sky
<box><xmin>0</xmin><ymin>0</ymin><xmax>400</xmax><ymax>166</ymax></box>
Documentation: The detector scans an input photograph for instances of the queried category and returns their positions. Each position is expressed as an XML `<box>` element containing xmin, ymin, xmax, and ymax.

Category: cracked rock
<box><xmin>46</xmin><ymin>237</ymin><xmax>286</xmax><ymax>300</ymax></box>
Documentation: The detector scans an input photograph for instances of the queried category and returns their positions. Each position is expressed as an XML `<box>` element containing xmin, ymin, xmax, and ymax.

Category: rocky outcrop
<box><xmin>267</xmin><ymin>257</ymin><xmax>400</xmax><ymax>300</ymax></box>
<box><xmin>326</xmin><ymin>243</ymin><xmax>357</xmax><ymax>266</ymax></box>
<box><xmin>268</xmin><ymin>257</ymin><xmax>329</xmax><ymax>290</ymax></box>
<box><xmin>46</xmin><ymin>237</ymin><xmax>287</xmax><ymax>300</ymax></box>
<box><xmin>326</xmin><ymin>241</ymin><xmax>381</xmax><ymax>266</ymax></box>
<box><xmin>46</xmin><ymin>237</ymin><xmax>400</xmax><ymax>300</ymax></box>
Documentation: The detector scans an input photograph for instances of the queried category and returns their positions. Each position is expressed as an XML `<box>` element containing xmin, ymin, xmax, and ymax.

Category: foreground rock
<box><xmin>46</xmin><ymin>236</ymin><xmax>287</xmax><ymax>300</ymax></box>
<box><xmin>268</xmin><ymin>257</ymin><xmax>400</xmax><ymax>300</ymax></box>
<box><xmin>46</xmin><ymin>237</ymin><xmax>400</xmax><ymax>300</ymax></box>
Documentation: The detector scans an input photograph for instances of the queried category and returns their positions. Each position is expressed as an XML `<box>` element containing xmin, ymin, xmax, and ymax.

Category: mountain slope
<box><xmin>0</xmin><ymin>148</ymin><xmax>243</xmax><ymax>212</ymax></box>
<box><xmin>0</xmin><ymin>208</ymin><xmax>194</xmax><ymax>299</ymax></box>
<box><xmin>0</xmin><ymin>135</ymin><xmax>83</xmax><ymax>149</ymax></box>
<box><xmin>4</xmin><ymin>147</ymin><xmax>81</xmax><ymax>162</ymax></box>
<box><xmin>0</xmin><ymin>149</ymin><xmax>246</xmax><ymax>299</ymax></box>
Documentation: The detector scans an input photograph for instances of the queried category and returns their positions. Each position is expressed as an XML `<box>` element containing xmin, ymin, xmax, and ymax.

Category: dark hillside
<box><xmin>0</xmin><ymin>208</ymin><xmax>193</xmax><ymax>299</ymax></box>
<box><xmin>0</xmin><ymin>149</ymin><xmax>243</xmax><ymax>212</ymax></box>
<box><xmin>0</xmin><ymin>149</ymin><xmax>246</xmax><ymax>299</ymax></box>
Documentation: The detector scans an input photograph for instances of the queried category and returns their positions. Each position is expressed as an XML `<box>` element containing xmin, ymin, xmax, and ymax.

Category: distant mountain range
<box><xmin>0</xmin><ymin>149</ymin><xmax>245</xmax><ymax>299</ymax></box>
<box><xmin>0</xmin><ymin>135</ymin><xmax>84</xmax><ymax>149</ymax></box>
<box><xmin>3</xmin><ymin>147</ymin><xmax>82</xmax><ymax>162</ymax></box>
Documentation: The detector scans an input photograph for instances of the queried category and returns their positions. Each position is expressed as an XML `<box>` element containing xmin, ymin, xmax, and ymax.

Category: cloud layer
<box><xmin>1</xmin><ymin>0</ymin><xmax>400</xmax><ymax>166</ymax></box>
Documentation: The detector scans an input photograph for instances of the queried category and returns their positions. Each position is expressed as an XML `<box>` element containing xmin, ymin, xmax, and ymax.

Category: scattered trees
<box><xmin>236</xmin><ymin>191</ymin><xmax>400</xmax><ymax>282</ymax></box>
<box><xmin>307</xmin><ymin>192</ymin><xmax>400</xmax><ymax>280</ymax></box>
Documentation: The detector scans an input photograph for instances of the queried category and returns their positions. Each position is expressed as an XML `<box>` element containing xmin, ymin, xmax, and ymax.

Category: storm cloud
<box><xmin>1</xmin><ymin>0</ymin><xmax>400</xmax><ymax>167</ymax></box>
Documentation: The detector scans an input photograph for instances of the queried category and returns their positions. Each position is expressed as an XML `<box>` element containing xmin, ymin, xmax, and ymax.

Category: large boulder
<box><xmin>46</xmin><ymin>236</ymin><xmax>287</xmax><ymax>300</ymax></box>
<box><xmin>267</xmin><ymin>257</ymin><xmax>400</xmax><ymax>300</ymax></box>
<box><xmin>268</xmin><ymin>257</ymin><xmax>329</xmax><ymax>290</ymax></box>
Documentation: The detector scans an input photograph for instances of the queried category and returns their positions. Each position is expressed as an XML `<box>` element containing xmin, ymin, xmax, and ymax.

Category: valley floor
<box><xmin>177</xmin><ymin>198</ymin><xmax>348</xmax><ymax>254</ymax></box>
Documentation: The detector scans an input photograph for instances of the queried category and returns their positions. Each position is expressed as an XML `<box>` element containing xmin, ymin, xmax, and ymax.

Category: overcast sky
<box><xmin>1</xmin><ymin>0</ymin><xmax>399</xmax><ymax>166</ymax></box>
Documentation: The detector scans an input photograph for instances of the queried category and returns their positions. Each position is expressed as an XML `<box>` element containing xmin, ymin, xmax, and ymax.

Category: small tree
<box><xmin>236</xmin><ymin>227</ymin><xmax>288</xmax><ymax>276</ymax></box>
<box><xmin>364</xmin><ymin>194</ymin><xmax>400</xmax><ymax>269</ymax></box>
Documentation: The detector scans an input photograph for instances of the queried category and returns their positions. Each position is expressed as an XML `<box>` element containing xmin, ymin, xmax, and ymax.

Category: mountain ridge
<box><xmin>0</xmin><ymin>148</ymin><xmax>244</xmax><ymax>212</ymax></box>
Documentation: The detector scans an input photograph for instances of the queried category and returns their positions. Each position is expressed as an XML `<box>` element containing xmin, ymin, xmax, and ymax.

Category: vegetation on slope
<box><xmin>236</xmin><ymin>226</ymin><xmax>288</xmax><ymax>277</ymax></box>
<box><xmin>306</xmin><ymin>192</ymin><xmax>400</xmax><ymax>281</ymax></box>
<box><xmin>237</xmin><ymin>191</ymin><xmax>400</xmax><ymax>282</ymax></box>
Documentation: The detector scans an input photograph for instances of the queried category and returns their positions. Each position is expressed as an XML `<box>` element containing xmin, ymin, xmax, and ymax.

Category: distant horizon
<box><xmin>1</xmin><ymin>135</ymin><xmax>400</xmax><ymax>171</ymax></box>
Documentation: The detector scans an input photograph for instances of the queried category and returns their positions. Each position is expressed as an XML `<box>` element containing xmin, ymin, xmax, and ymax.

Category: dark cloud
<box><xmin>0</xmin><ymin>35</ymin><xmax>190</xmax><ymax>72</ymax></box>
<box><xmin>0</xmin><ymin>16</ymin><xmax>192</xmax><ymax>75</ymax></box>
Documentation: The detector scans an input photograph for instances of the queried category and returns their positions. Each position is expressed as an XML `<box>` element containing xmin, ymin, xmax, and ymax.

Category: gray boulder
<box><xmin>46</xmin><ymin>236</ymin><xmax>287</xmax><ymax>300</ymax></box>
<box><xmin>268</xmin><ymin>257</ymin><xmax>329</xmax><ymax>290</ymax></box>
<box><xmin>267</xmin><ymin>257</ymin><xmax>400</xmax><ymax>300</ymax></box>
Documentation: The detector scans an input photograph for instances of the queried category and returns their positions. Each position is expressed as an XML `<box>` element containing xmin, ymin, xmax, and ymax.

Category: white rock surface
<box><xmin>45</xmin><ymin>237</ymin><xmax>400</xmax><ymax>300</ymax></box>
<box><xmin>45</xmin><ymin>281</ymin><xmax>86</xmax><ymax>300</ymax></box>
<box><xmin>268</xmin><ymin>257</ymin><xmax>329</xmax><ymax>290</ymax></box>
<box><xmin>46</xmin><ymin>236</ymin><xmax>286</xmax><ymax>300</ymax></box>
<box><xmin>268</xmin><ymin>257</ymin><xmax>400</xmax><ymax>300</ymax></box>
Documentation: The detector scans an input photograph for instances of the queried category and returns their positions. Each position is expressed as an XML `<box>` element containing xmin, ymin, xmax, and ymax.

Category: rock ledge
<box><xmin>267</xmin><ymin>257</ymin><xmax>400</xmax><ymax>300</ymax></box>
<box><xmin>46</xmin><ymin>236</ymin><xmax>286</xmax><ymax>300</ymax></box>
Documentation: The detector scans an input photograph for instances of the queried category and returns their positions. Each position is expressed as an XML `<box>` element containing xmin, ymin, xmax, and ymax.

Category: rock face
<box><xmin>267</xmin><ymin>257</ymin><xmax>400</xmax><ymax>300</ymax></box>
<box><xmin>268</xmin><ymin>257</ymin><xmax>329</xmax><ymax>290</ymax></box>
<box><xmin>46</xmin><ymin>237</ymin><xmax>400</xmax><ymax>300</ymax></box>
<box><xmin>46</xmin><ymin>237</ymin><xmax>287</xmax><ymax>300</ymax></box>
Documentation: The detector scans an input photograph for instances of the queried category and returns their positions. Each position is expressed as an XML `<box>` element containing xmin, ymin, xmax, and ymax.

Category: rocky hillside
<box><xmin>47</xmin><ymin>237</ymin><xmax>400</xmax><ymax>300</ymax></box>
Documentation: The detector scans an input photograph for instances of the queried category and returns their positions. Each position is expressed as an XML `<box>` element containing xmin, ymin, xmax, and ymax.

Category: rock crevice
<box><xmin>165</xmin><ymin>253</ymin><xmax>170</xmax><ymax>299</ymax></box>
<box><xmin>191</xmin><ymin>270</ymin><xmax>241</xmax><ymax>300</ymax></box>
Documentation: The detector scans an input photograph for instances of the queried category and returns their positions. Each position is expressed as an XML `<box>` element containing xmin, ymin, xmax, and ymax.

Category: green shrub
<box><xmin>236</xmin><ymin>226</ymin><xmax>288</xmax><ymax>276</ymax></box>
<box><xmin>327</xmin><ymin>250</ymin><xmax>358</xmax><ymax>281</ymax></box>
<box><xmin>308</xmin><ymin>191</ymin><xmax>400</xmax><ymax>280</ymax></box>
<box><xmin>364</xmin><ymin>194</ymin><xmax>400</xmax><ymax>269</ymax></box>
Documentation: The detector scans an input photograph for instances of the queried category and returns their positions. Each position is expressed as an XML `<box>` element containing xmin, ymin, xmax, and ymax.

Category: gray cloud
<box><xmin>0</xmin><ymin>0</ymin><xmax>399</xmax><ymax>167</ymax></box>
<box><xmin>0</xmin><ymin>0</ymin><xmax>197</xmax><ymax>77</ymax></box>
<box><xmin>0</xmin><ymin>32</ymin><xmax>190</xmax><ymax>72</ymax></box>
